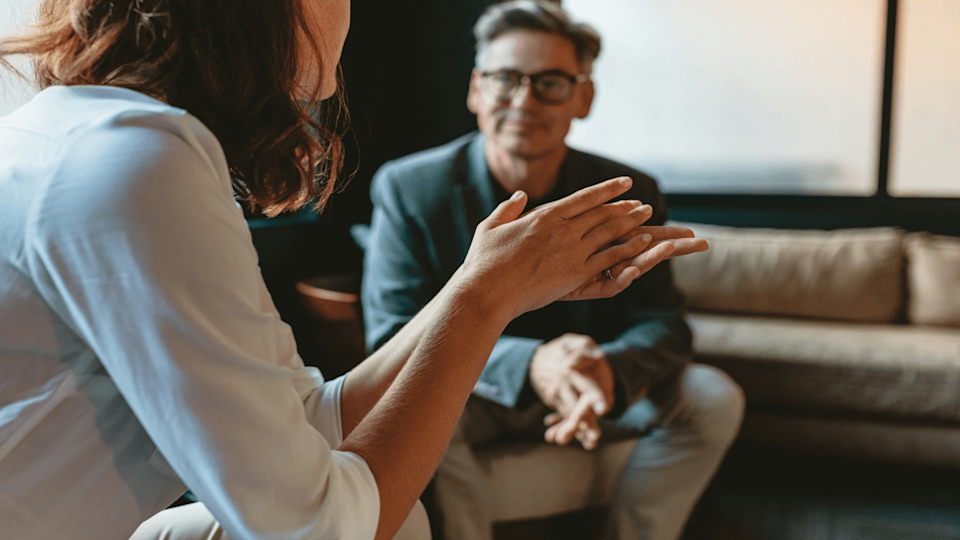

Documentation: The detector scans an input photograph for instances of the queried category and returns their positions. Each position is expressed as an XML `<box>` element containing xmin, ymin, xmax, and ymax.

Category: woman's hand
<box><xmin>459</xmin><ymin>177</ymin><xmax>667</xmax><ymax>319</ymax></box>
<box><xmin>560</xmin><ymin>225</ymin><xmax>709</xmax><ymax>302</ymax></box>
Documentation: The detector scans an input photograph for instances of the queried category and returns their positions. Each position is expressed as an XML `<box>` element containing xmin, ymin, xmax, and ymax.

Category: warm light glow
<box><xmin>564</xmin><ymin>0</ymin><xmax>887</xmax><ymax>195</ymax></box>
<box><xmin>889</xmin><ymin>0</ymin><xmax>960</xmax><ymax>197</ymax></box>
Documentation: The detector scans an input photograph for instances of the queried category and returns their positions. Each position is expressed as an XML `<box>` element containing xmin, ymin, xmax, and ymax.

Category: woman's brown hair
<box><xmin>0</xmin><ymin>0</ymin><xmax>347</xmax><ymax>216</ymax></box>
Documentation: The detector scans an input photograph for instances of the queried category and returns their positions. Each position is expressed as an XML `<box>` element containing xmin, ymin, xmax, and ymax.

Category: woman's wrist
<box><xmin>448</xmin><ymin>266</ymin><xmax>517</xmax><ymax>330</ymax></box>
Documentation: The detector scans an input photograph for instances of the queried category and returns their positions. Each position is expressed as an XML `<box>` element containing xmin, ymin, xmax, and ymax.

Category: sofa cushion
<box><xmin>907</xmin><ymin>232</ymin><xmax>960</xmax><ymax>328</ymax></box>
<box><xmin>687</xmin><ymin>313</ymin><xmax>960</xmax><ymax>422</ymax></box>
<box><xmin>670</xmin><ymin>223</ymin><xmax>905</xmax><ymax>323</ymax></box>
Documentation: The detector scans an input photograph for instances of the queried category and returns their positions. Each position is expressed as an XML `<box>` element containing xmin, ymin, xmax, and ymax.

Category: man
<box><xmin>361</xmin><ymin>2</ymin><xmax>744</xmax><ymax>539</ymax></box>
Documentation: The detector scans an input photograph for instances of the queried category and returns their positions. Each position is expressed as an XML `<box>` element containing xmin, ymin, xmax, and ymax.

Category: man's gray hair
<box><xmin>473</xmin><ymin>0</ymin><xmax>602</xmax><ymax>74</ymax></box>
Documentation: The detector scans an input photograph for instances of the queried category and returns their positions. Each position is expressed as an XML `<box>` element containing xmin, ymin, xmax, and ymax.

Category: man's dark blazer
<box><xmin>361</xmin><ymin>132</ymin><xmax>692</xmax><ymax>415</ymax></box>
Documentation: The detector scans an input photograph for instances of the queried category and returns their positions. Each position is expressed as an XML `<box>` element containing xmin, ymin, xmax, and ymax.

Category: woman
<box><xmin>0</xmin><ymin>1</ymin><xmax>705</xmax><ymax>539</ymax></box>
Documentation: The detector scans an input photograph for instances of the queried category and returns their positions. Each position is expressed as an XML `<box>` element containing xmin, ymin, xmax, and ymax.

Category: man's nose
<box><xmin>510</xmin><ymin>78</ymin><xmax>537</xmax><ymax>109</ymax></box>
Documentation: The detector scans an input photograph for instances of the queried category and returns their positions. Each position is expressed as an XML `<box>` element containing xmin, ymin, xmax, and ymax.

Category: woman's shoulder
<box><xmin>10</xmin><ymin>86</ymin><xmax>236</xmax><ymax>238</ymax></box>
<box><xmin>6</xmin><ymin>85</ymin><xmax>223</xmax><ymax>169</ymax></box>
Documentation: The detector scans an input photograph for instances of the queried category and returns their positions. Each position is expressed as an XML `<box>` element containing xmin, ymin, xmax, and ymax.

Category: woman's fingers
<box><xmin>586</xmin><ymin>231</ymin><xmax>665</xmax><ymax>277</ymax></box>
<box><xmin>558</xmin><ymin>262</ymin><xmax>641</xmax><ymax>301</ymax></box>
<box><xmin>615</xmin><ymin>225</ymin><xmax>696</xmax><ymax>245</ymax></box>
<box><xmin>545</xmin><ymin>177</ymin><xmax>634</xmax><ymax>220</ymax></box>
<box><xmin>625</xmin><ymin>241</ymin><xmax>677</xmax><ymax>275</ymax></box>
<box><xmin>578</xmin><ymin>204</ymin><xmax>655</xmax><ymax>251</ymax></box>
<box><xmin>660</xmin><ymin>237</ymin><xmax>709</xmax><ymax>259</ymax></box>
<box><xmin>477</xmin><ymin>190</ymin><xmax>528</xmax><ymax>232</ymax></box>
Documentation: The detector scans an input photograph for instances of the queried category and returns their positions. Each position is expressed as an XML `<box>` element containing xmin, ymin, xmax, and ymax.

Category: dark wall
<box><xmin>667</xmin><ymin>195</ymin><xmax>960</xmax><ymax>237</ymax></box>
<box><xmin>252</xmin><ymin>0</ymin><xmax>498</xmax><ymax>369</ymax></box>
<box><xmin>323</xmin><ymin>0</ymin><xmax>499</xmax><ymax>230</ymax></box>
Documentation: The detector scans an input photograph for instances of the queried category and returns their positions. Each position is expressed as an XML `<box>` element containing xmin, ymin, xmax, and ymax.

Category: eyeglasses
<box><xmin>479</xmin><ymin>69</ymin><xmax>589</xmax><ymax>105</ymax></box>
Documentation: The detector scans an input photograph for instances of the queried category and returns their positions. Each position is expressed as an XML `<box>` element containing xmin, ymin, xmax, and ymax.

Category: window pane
<box><xmin>564</xmin><ymin>0</ymin><xmax>886</xmax><ymax>195</ymax></box>
<box><xmin>0</xmin><ymin>2</ymin><xmax>36</xmax><ymax>118</ymax></box>
<box><xmin>889</xmin><ymin>0</ymin><xmax>960</xmax><ymax>197</ymax></box>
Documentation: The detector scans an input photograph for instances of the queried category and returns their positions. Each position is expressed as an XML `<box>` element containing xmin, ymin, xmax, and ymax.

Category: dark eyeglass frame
<box><xmin>478</xmin><ymin>69</ymin><xmax>589</xmax><ymax>105</ymax></box>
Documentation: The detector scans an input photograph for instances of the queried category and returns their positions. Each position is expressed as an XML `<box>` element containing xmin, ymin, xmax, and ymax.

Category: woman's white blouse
<box><xmin>0</xmin><ymin>86</ymin><xmax>379</xmax><ymax>540</ymax></box>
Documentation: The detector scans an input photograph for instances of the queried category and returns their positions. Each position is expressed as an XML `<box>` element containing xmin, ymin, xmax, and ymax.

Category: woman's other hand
<box><xmin>561</xmin><ymin>224</ymin><xmax>709</xmax><ymax>301</ymax></box>
<box><xmin>460</xmin><ymin>176</ymin><xmax>684</xmax><ymax>318</ymax></box>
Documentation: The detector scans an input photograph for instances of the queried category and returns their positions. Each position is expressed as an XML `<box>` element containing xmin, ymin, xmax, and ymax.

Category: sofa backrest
<box><xmin>669</xmin><ymin>223</ymin><xmax>906</xmax><ymax>323</ymax></box>
<box><xmin>905</xmin><ymin>232</ymin><xmax>960</xmax><ymax>328</ymax></box>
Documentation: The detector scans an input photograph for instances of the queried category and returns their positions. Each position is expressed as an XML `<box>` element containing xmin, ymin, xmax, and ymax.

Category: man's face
<box><xmin>468</xmin><ymin>30</ymin><xmax>594</xmax><ymax>160</ymax></box>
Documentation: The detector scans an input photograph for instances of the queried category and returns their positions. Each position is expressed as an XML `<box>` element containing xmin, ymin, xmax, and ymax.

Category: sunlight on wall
<box><xmin>1</xmin><ymin>0</ymin><xmax>38</xmax><ymax>118</ymax></box>
<box><xmin>563</xmin><ymin>0</ymin><xmax>886</xmax><ymax>195</ymax></box>
<box><xmin>889</xmin><ymin>0</ymin><xmax>960</xmax><ymax>197</ymax></box>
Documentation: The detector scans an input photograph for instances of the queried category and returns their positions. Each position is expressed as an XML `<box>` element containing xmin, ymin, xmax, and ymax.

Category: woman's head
<box><xmin>1</xmin><ymin>0</ymin><xmax>351</xmax><ymax>216</ymax></box>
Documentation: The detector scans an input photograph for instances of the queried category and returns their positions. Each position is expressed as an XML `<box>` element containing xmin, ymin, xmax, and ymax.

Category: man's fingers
<box><xmin>552</xmin><ymin>397</ymin><xmax>599</xmax><ymax>447</ymax></box>
<box><xmin>556</xmin><ymin>381</ymin><xmax>580</xmax><ymax>415</ymax></box>
<box><xmin>567</xmin><ymin>371</ymin><xmax>606</xmax><ymax>414</ymax></box>
<box><xmin>546</xmin><ymin>177</ymin><xmax>633</xmax><ymax>220</ymax></box>
<box><xmin>570</xmin><ymin>348</ymin><xmax>604</xmax><ymax>370</ymax></box>
<box><xmin>544</xmin><ymin>412</ymin><xmax>564</xmax><ymax>427</ymax></box>
<box><xmin>575</xmin><ymin>421</ymin><xmax>601</xmax><ymax>451</ymax></box>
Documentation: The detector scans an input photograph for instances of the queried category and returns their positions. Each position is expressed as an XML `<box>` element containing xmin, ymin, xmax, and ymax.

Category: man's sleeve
<box><xmin>600</xmin><ymin>181</ymin><xmax>694</xmax><ymax>416</ymax></box>
<box><xmin>362</xmin><ymin>165</ymin><xmax>440</xmax><ymax>354</ymax></box>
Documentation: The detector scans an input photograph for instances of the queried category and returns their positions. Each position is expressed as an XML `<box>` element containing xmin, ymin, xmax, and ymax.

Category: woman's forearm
<box><xmin>338</xmin><ymin>279</ymin><xmax>511</xmax><ymax>540</ymax></box>
<box><xmin>339</xmin><ymin>269</ymin><xmax>467</xmax><ymax>438</ymax></box>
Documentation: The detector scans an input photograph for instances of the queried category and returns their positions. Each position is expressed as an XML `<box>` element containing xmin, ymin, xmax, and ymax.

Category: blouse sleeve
<box><xmin>24</xmin><ymin>108</ymin><xmax>379</xmax><ymax>540</ymax></box>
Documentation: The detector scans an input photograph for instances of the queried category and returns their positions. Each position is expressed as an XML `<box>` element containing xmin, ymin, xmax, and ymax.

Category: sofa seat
<box><xmin>687</xmin><ymin>313</ymin><xmax>960</xmax><ymax>422</ymax></box>
<box><xmin>688</xmin><ymin>312</ymin><xmax>960</xmax><ymax>468</ymax></box>
<box><xmin>472</xmin><ymin>436</ymin><xmax>638</xmax><ymax>522</ymax></box>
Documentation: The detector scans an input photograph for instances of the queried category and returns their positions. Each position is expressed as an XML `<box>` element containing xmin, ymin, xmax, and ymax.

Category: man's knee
<box><xmin>679</xmin><ymin>364</ymin><xmax>745</xmax><ymax>446</ymax></box>
<box><xmin>130</xmin><ymin>500</ymin><xmax>431</xmax><ymax>540</ymax></box>
<box><xmin>129</xmin><ymin>503</ymin><xmax>228</xmax><ymax>540</ymax></box>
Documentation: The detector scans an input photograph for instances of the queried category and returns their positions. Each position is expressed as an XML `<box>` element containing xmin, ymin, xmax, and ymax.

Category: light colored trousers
<box><xmin>129</xmin><ymin>499</ymin><xmax>430</xmax><ymax>540</ymax></box>
<box><xmin>434</xmin><ymin>364</ymin><xmax>745</xmax><ymax>540</ymax></box>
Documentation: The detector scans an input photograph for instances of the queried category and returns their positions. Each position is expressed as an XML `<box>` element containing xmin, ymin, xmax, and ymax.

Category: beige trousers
<box><xmin>129</xmin><ymin>499</ymin><xmax>431</xmax><ymax>540</ymax></box>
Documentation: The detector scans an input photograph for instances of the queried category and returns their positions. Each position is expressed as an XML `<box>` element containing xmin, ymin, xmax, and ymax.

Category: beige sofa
<box><xmin>670</xmin><ymin>223</ymin><xmax>960</xmax><ymax>470</ymax></box>
<box><xmin>297</xmin><ymin>223</ymin><xmax>960</xmax><ymax>530</ymax></box>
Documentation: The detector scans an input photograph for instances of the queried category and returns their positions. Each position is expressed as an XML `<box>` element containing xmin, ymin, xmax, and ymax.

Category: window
<box><xmin>889</xmin><ymin>0</ymin><xmax>960</xmax><ymax>196</ymax></box>
<box><xmin>0</xmin><ymin>2</ymin><xmax>35</xmax><ymax>118</ymax></box>
<box><xmin>563</xmin><ymin>0</ymin><xmax>892</xmax><ymax>196</ymax></box>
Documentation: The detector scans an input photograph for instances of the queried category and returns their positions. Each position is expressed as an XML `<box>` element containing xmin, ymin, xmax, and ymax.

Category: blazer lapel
<box><xmin>451</xmin><ymin>133</ymin><xmax>496</xmax><ymax>262</ymax></box>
